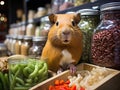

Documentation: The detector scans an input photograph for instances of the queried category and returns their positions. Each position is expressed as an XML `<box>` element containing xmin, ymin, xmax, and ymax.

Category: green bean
<box><xmin>25</xmin><ymin>78</ymin><xmax>32</xmax><ymax>83</ymax></box>
<box><xmin>16</xmin><ymin>77</ymin><xmax>24</xmax><ymax>85</ymax></box>
<box><xmin>0</xmin><ymin>72</ymin><xmax>7</xmax><ymax>90</ymax></box>
<box><xmin>29</xmin><ymin>64</ymin><xmax>39</xmax><ymax>78</ymax></box>
<box><xmin>23</xmin><ymin>67</ymin><xmax>29</xmax><ymax>77</ymax></box>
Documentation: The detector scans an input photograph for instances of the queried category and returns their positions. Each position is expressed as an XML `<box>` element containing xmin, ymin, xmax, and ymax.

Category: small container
<box><xmin>15</xmin><ymin>35</ymin><xmax>23</xmax><ymax>54</ymax></box>
<box><xmin>39</xmin><ymin>16</ymin><xmax>50</xmax><ymax>36</ymax></box>
<box><xmin>11</xmin><ymin>35</ymin><xmax>17</xmax><ymax>54</ymax></box>
<box><xmin>29</xmin><ymin>36</ymin><xmax>47</xmax><ymax>59</ymax></box>
<box><xmin>91</xmin><ymin>2</ymin><xmax>120</xmax><ymax>69</ymax></box>
<box><xmin>21</xmin><ymin>36</ymin><xmax>32</xmax><ymax>56</ymax></box>
<box><xmin>0</xmin><ymin>43</ymin><xmax>7</xmax><ymax>57</ymax></box>
<box><xmin>4</xmin><ymin>35</ymin><xmax>10</xmax><ymax>47</ymax></box>
<box><xmin>74</xmin><ymin>0</ymin><xmax>90</xmax><ymax>6</ymax></box>
<box><xmin>78</xmin><ymin>9</ymin><xmax>100</xmax><ymax>63</ymax></box>
<box><xmin>26</xmin><ymin>19</ymin><xmax>36</xmax><ymax>36</ymax></box>
<box><xmin>36</xmin><ymin>7</ymin><xmax>47</xmax><ymax>18</ymax></box>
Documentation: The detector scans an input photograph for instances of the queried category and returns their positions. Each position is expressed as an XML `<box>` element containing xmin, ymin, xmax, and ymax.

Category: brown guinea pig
<box><xmin>41</xmin><ymin>13</ymin><xmax>83</xmax><ymax>72</ymax></box>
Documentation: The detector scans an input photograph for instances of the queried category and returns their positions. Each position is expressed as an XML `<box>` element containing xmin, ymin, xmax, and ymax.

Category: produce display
<box><xmin>68</xmin><ymin>67</ymin><xmax>110</xmax><ymax>90</ymax></box>
<box><xmin>9</xmin><ymin>59</ymin><xmax>48</xmax><ymax>90</ymax></box>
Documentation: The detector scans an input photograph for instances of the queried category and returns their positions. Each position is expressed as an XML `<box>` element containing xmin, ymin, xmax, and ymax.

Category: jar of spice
<box><xmin>78</xmin><ymin>9</ymin><xmax>100</xmax><ymax>63</ymax></box>
<box><xmin>26</xmin><ymin>19</ymin><xmax>36</xmax><ymax>36</ymax></box>
<box><xmin>11</xmin><ymin>35</ymin><xmax>17</xmax><ymax>54</ymax></box>
<box><xmin>39</xmin><ymin>16</ymin><xmax>51</xmax><ymax>36</ymax></box>
<box><xmin>15</xmin><ymin>35</ymin><xmax>23</xmax><ymax>54</ymax></box>
<box><xmin>21</xmin><ymin>36</ymin><xmax>32</xmax><ymax>56</ymax></box>
<box><xmin>91</xmin><ymin>2</ymin><xmax>120</xmax><ymax>69</ymax></box>
<box><xmin>29</xmin><ymin>36</ymin><xmax>47</xmax><ymax>59</ymax></box>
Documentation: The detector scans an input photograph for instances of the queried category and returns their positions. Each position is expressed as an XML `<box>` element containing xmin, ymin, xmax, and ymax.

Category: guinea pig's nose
<box><xmin>62</xmin><ymin>31</ymin><xmax>70</xmax><ymax>36</ymax></box>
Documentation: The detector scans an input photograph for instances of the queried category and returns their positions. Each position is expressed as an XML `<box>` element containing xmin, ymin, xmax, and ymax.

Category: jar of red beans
<box><xmin>91</xmin><ymin>2</ymin><xmax>120</xmax><ymax>70</ymax></box>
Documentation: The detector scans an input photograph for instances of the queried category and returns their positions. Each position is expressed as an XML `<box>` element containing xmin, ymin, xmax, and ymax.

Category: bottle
<box><xmin>39</xmin><ymin>16</ymin><xmax>51</xmax><ymax>36</ymax></box>
<box><xmin>15</xmin><ymin>35</ymin><xmax>23</xmax><ymax>54</ymax></box>
<box><xmin>78</xmin><ymin>9</ymin><xmax>100</xmax><ymax>63</ymax></box>
<box><xmin>11</xmin><ymin>35</ymin><xmax>17</xmax><ymax>54</ymax></box>
<box><xmin>21</xmin><ymin>36</ymin><xmax>32</xmax><ymax>56</ymax></box>
<box><xmin>91</xmin><ymin>2</ymin><xmax>120</xmax><ymax>70</ymax></box>
<box><xmin>29</xmin><ymin>36</ymin><xmax>47</xmax><ymax>59</ymax></box>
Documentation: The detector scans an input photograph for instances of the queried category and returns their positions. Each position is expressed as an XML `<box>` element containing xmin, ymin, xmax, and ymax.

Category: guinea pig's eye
<box><xmin>72</xmin><ymin>21</ymin><xmax>75</xmax><ymax>26</ymax></box>
<box><xmin>56</xmin><ymin>21</ymin><xmax>59</xmax><ymax>26</ymax></box>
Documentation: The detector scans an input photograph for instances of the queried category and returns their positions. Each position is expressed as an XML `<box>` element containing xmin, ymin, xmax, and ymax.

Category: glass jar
<box><xmin>74</xmin><ymin>0</ymin><xmax>90</xmax><ymax>6</ymax></box>
<box><xmin>39</xmin><ymin>16</ymin><xmax>51</xmax><ymax>36</ymax></box>
<box><xmin>91</xmin><ymin>2</ymin><xmax>120</xmax><ymax>69</ymax></box>
<box><xmin>15</xmin><ymin>35</ymin><xmax>23</xmax><ymax>54</ymax></box>
<box><xmin>29</xmin><ymin>36</ymin><xmax>47</xmax><ymax>59</ymax></box>
<box><xmin>4</xmin><ymin>35</ymin><xmax>10</xmax><ymax>47</ymax></box>
<box><xmin>26</xmin><ymin>19</ymin><xmax>36</xmax><ymax>36</ymax></box>
<box><xmin>36</xmin><ymin>7</ymin><xmax>47</xmax><ymax>18</ymax></box>
<box><xmin>0</xmin><ymin>43</ymin><xmax>7</xmax><ymax>57</ymax></box>
<box><xmin>78</xmin><ymin>9</ymin><xmax>100</xmax><ymax>63</ymax></box>
<box><xmin>11</xmin><ymin>35</ymin><xmax>17</xmax><ymax>55</ymax></box>
<box><xmin>21</xmin><ymin>36</ymin><xmax>32</xmax><ymax>56</ymax></box>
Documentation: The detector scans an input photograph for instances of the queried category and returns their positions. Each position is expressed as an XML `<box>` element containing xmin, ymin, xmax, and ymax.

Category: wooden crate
<box><xmin>30</xmin><ymin>63</ymin><xmax>120</xmax><ymax>90</ymax></box>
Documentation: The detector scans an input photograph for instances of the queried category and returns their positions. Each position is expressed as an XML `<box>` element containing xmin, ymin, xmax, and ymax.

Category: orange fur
<box><xmin>41</xmin><ymin>13</ymin><xmax>83</xmax><ymax>72</ymax></box>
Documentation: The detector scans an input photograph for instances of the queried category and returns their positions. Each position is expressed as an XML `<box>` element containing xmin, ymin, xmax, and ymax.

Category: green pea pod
<box><xmin>25</xmin><ymin>78</ymin><xmax>32</xmax><ymax>83</ymax></box>
<box><xmin>14</xmin><ymin>87</ymin><xmax>29</xmax><ymax>90</ymax></box>
<box><xmin>4</xmin><ymin>73</ymin><xmax>9</xmax><ymax>90</ymax></box>
<box><xmin>13</xmin><ymin>64</ymin><xmax>20</xmax><ymax>74</ymax></box>
<box><xmin>10</xmin><ymin>68</ymin><xmax>21</xmax><ymax>90</ymax></box>
<box><xmin>25</xmin><ymin>83</ymin><xmax>31</xmax><ymax>87</ymax></box>
<box><xmin>38</xmin><ymin>63</ymin><xmax>47</xmax><ymax>75</ymax></box>
<box><xmin>0</xmin><ymin>72</ymin><xmax>7</xmax><ymax>90</ymax></box>
<box><xmin>29</xmin><ymin>64</ymin><xmax>39</xmax><ymax>79</ymax></box>
<box><xmin>16</xmin><ymin>83</ymin><xmax>22</xmax><ymax>87</ymax></box>
<box><xmin>33</xmin><ymin>77</ymin><xmax>38</xmax><ymax>83</ymax></box>
<box><xmin>27</xmin><ymin>63</ymin><xmax>35</xmax><ymax>70</ymax></box>
<box><xmin>16</xmin><ymin>77</ymin><xmax>24</xmax><ymax>85</ymax></box>
<box><xmin>23</xmin><ymin>67</ymin><xmax>29</xmax><ymax>77</ymax></box>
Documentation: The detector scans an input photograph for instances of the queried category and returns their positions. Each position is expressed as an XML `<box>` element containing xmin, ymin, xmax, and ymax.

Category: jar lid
<box><xmin>24</xmin><ymin>35</ymin><xmax>32</xmax><ymax>40</ymax></box>
<box><xmin>41</xmin><ymin>16</ymin><xmax>49</xmax><ymax>22</ymax></box>
<box><xmin>32</xmin><ymin>36</ymin><xmax>47</xmax><ymax>41</ymax></box>
<box><xmin>101</xmin><ymin>2</ymin><xmax>120</xmax><ymax>11</ymax></box>
<box><xmin>77</xmin><ymin>9</ymin><xmax>99</xmax><ymax>15</ymax></box>
<box><xmin>12</xmin><ymin>35</ymin><xmax>17</xmax><ymax>39</ymax></box>
<box><xmin>17</xmin><ymin>35</ymin><xmax>23</xmax><ymax>40</ymax></box>
<box><xmin>38</xmin><ymin>7</ymin><xmax>46</xmax><ymax>11</ymax></box>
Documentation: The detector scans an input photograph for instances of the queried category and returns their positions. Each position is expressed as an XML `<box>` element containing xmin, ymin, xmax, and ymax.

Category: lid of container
<box><xmin>17</xmin><ymin>35</ymin><xmax>23</xmax><ymax>40</ymax></box>
<box><xmin>0</xmin><ymin>43</ymin><xmax>7</xmax><ymax>50</ymax></box>
<box><xmin>24</xmin><ymin>35</ymin><xmax>32</xmax><ymax>40</ymax></box>
<box><xmin>38</xmin><ymin>7</ymin><xmax>46</xmax><ymax>11</ymax></box>
<box><xmin>12</xmin><ymin>35</ymin><xmax>17</xmax><ymax>39</ymax></box>
<box><xmin>32</xmin><ymin>36</ymin><xmax>47</xmax><ymax>41</ymax></box>
<box><xmin>101</xmin><ymin>2</ymin><xmax>120</xmax><ymax>11</ymax></box>
<box><xmin>41</xmin><ymin>16</ymin><xmax>49</xmax><ymax>22</ymax></box>
<box><xmin>77</xmin><ymin>9</ymin><xmax>99</xmax><ymax>15</ymax></box>
<box><xmin>66</xmin><ymin>11</ymin><xmax>75</xmax><ymax>14</ymax></box>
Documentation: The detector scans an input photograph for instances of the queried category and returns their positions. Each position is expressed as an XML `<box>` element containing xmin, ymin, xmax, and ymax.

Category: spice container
<box><xmin>0</xmin><ymin>43</ymin><xmax>7</xmax><ymax>57</ymax></box>
<box><xmin>15</xmin><ymin>35</ymin><xmax>23</xmax><ymax>54</ymax></box>
<box><xmin>78</xmin><ymin>9</ymin><xmax>100</xmax><ymax>63</ymax></box>
<box><xmin>21</xmin><ymin>36</ymin><xmax>32</xmax><ymax>56</ymax></box>
<box><xmin>74</xmin><ymin>0</ymin><xmax>90</xmax><ymax>6</ymax></box>
<box><xmin>26</xmin><ymin>19</ymin><xmax>36</xmax><ymax>36</ymax></box>
<box><xmin>36</xmin><ymin>7</ymin><xmax>47</xmax><ymax>18</ymax></box>
<box><xmin>29</xmin><ymin>36</ymin><xmax>47</xmax><ymax>59</ymax></box>
<box><xmin>39</xmin><ymin>16</ymin><xmax>51</xmax><ymax>36</ymax></box>
<box><xmin>91</xmin><ymin>2</ymin><xmax>120</xmax><ymax>69</ymax></box>
<box><xmin>11</xmin><ymin>35</ymin><xmax>17</xmax><ymax>54</ymax></box>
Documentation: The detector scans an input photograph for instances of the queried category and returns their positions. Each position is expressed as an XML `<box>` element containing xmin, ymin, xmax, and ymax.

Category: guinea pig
<box><xmin>41</xmin><ymin>13</ymin><xmax>83</xmax><ymax>72</ymax></box>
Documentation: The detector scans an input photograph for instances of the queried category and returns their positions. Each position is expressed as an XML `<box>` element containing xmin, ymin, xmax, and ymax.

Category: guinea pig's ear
<box><xmin>49</xmin><ymin>14</ymin><xmax>57</xmax><ymax>24</ymax></box>
<box><xmin>74</xmin><ymin>13</ymin><xmax>81</xmax><ymax>24</ymax></box>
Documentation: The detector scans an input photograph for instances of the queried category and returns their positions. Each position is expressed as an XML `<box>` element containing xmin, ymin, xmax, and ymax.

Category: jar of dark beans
<box><xmin>78</xmin><ymin>9</ymin><xmax>100</xmax><ymax>63</ymax></box>
<box><xmin>29</xmin><ymin>36</ymin><xmax>47</xmax><ymax>59</ymax></box>
<box><xmin>91</xmin><ymin>2</ymin><xmax>120</xmax><ymax>70</ymax></box>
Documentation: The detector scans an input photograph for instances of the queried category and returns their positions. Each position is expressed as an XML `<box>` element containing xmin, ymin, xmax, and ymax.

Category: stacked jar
<box><xmin>78</xmin><ymin>9</ymin><xmax>100</xmax><ymax>63</ymax></box>
<box><xmin>29</xmin><ymin>36</ymin><xmax>47</xmax><ymax>59</ymax></box>
<box><xmin>91</xmin><ymin>2</ymin><xmax>120</xmax><ymax>69</ymax></box>
<box><xmin>21</xmin><ymin>36</ymin><xmax>32</xmax><ymax>56</ymax></box>
<box><xmin>15</xmin><ymin>35</ymin><xmax>23</xmax><ymax>54</ymax></box>
<box><xmin>11</xmin><ymin>35</ymin><xmax>17</xmax><ymax>54</ymax></box>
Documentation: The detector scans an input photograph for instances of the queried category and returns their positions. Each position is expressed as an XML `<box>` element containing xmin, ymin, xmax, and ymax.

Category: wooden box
<box><xmin>30</xmin><ymin>63</ymin><xmax>120</xmax><ymax>90</ymax></box>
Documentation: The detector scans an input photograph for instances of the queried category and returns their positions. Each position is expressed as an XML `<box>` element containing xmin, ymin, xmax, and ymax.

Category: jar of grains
<box><xmin>21</xmin><ymin>36</ymin><xmax>32</xmax><ymax>56</ymax></box>
<box><xmin>78</xmin><ymin>9</ymin><xmax>100</xmax><ymax>63</ymax></box>
<box><xmin>29</xmin><ymin>36</ymin><xmax>47</xmax><ymax>59</ymax></box>
<box><xmin>15</xmin><ymin>35</ymin><xmax>23</xmax><ymax>54</ymax></box>
<box><xmin>91</xmin><ymin>2</ymin><xmax>120</xmax><ymax>70</ymax></box>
